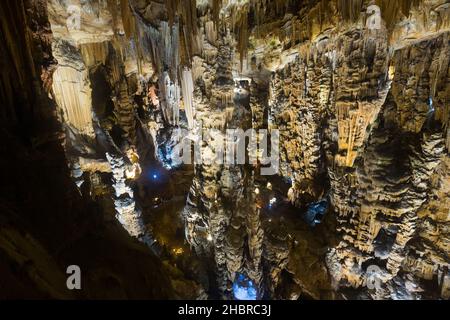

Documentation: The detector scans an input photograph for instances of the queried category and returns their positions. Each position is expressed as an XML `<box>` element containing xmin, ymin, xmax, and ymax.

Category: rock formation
<box><xmin>0</xmin><ymin>0</ymin><xmax>448</xmax><ymax>300</ymax></box>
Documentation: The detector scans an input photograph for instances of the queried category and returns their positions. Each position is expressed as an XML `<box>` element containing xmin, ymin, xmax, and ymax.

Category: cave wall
<box><xmin>0</xmin><ymin>0</ymin><xmax>182</xmax><ymax>299</ymax></box>
<box><xmin>1</xmin><ymin>0</ymin><xmax>447</xmax><ymax>300</ymax></box>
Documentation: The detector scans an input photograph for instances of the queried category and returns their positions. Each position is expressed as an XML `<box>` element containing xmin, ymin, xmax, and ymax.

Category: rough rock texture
<box><xmin>1</xmin><ymin>0</ymin><xmax>449</xmax><ymax>300</ymax></box>
<box><xmin>0</xmin><ymin>0</ymin><xmax>185</xmax><ymax>299</ymax></box>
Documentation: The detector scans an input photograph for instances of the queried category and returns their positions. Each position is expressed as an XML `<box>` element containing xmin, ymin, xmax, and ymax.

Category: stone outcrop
<box><xmin>0</xmin><ymin>0</ymin><xmax>184</xmax><ymax>299</ymax></box>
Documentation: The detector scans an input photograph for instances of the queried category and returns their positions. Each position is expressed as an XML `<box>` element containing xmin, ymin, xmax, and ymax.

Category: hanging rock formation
<box><xmin>0</xmin><ymin>0</ymin><xmax>449</xmax><ymax>300</ymax></box>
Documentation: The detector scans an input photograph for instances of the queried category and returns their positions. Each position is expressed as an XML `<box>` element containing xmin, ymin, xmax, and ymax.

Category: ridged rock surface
<box><xmin>1</xmin><ymin>0</ymin><xmax>448</xmax><ymax>300</ymax></box>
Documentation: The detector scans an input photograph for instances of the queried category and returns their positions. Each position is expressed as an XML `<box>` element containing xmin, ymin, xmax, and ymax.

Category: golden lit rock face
<box><xmin>334</xmin><ymin>29</ymin><xmax>390</xmax><ymax>167</ymax></box>
<box><xmin>0</xmin><ymin>0</ymin><xmax>182</xmax><ymax>300</ymax></box>
<box><xmin>52</xmin><ymin>65</ymin><xmax>94</xmax><ymax>135</ymax></box>
<box><xmin>47</xmin><ymin>0</ymin><xmax>115</xmax><ymax>45</ymax></box>
<box><xmin>245</xmin><ymin>0</ymin><xmax>449</xmax><ymax>299</ymax></box>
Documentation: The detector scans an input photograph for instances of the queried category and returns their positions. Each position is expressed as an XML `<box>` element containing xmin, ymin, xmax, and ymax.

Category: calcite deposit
<box><xmin>0</xmin><ymin>0</ymin><xmax>448</xmax><ymax>300</ymax></box>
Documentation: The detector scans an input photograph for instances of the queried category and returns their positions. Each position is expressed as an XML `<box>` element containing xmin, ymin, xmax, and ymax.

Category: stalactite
<box><xmin>166</xmin><ymin>0</ymin><xmax>177</xmax><ymax>26</ymax></box>
<box><xmin>52</xmin><ymin>66</ymin><xmax>94</xmax><ymax>135</ymax></box>
<box><xmin>182</xmin><ymin>0</ymin><xmax>200</xmax><ymax>64</ymax></box>
<box><xmin>106</xmin><ymin>0</ymin><xmax>119</xmax><ymax>31</ymax></box>
<box><xmin>212</xmin><ymin>0</ymin><xmax>223</xmax><ymax>28</ymax></box>
<box><xmin>127</xmin><ymin>2</ymin><xmax>188</xmax><ymax>130</ymax></box>
<box><xmin>135</xmin><ymin>17</ymin><xmax>161</xmax><ymax>73</ymax></box>
<box><xmin>181</xmin><ymin>68</ymin><xmax>195</xmax><ymax>129</ymax></box>
<box><xmin>165</xmin><ymin>0</ymin><xmax>199</xmax><ymax>67</ymax></box>
<box><xmin>232</xmin><ymin>3</ymin><xmax>250</xmax><ymax>71</ymax></box>
<box><xmin>132</xmin><ymin>12</ymin><xmax>180</xmax><ymax>78</ymax></box>
<box><xmin>213</xmin><ymin>90</ymin><xmax>234</xmax><ymax>108</ymax></box>
<box><xmin>120</xmin><ymin>0</ymin><xmax>136</xmax><ymax>39</ymax></box>
<box><xmin>336</xmin><ymin>0</ymin><xmax>363</xmax><ymax>23</ymax></box>
<box><xmin>80</xmin><ymin>41</ymin><xmax>109</xmax><ymax>67</ymax></box>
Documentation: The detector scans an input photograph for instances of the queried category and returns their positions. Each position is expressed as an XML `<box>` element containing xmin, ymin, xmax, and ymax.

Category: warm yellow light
<box><xmin>389</xmin><ymin>66</ymin><xmax>396</xmax><ymax>81</ymax></box>
<box><xmin>172</xmin><ymin>248</ymin><xmax>184</xmax><ymax>255</ymax></box>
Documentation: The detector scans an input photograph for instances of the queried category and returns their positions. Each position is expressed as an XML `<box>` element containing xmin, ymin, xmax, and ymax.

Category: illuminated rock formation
<box><xmin>44</xmin><ymin>0</ymin><xmax>450</xmax><ymax>300</ymax></box>
<box><xmin>1</xmin><ymin>0</ymin><xmax>448</xmax><ymax>300</ymax></box>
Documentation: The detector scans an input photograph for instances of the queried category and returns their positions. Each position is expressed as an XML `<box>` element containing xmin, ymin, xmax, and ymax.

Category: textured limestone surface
<box><xmin>0</xmin><ymin>0</ymin><xmax>448</xmax><ymax>300</ymax></box>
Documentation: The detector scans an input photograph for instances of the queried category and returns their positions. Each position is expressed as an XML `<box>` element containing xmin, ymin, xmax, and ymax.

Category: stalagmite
<box><xmin>106</xmin><ymin>153</ymin><xmax>155</xmax><ymax>248</ymax></box>
<box><xmin>161</xmin><ymin>21</ymin><xmax>180</xmax><ymax>79</ymax></box>
<box><xmin>212</xmin><ymin>0</ymin><xmax>223</xmax><ymax>27</ymax></box>
<box><xmin>120</xmin><ymin>0</ymin><xmax>136</xmax><ymax>39</ymax></box>
<box><xmin>160</xmin><ymin>71</ymin><xmax>181</xmax><ymax>125</ymax></box>
<box><xmin>231</xmin><ymin>3</ymin><xmax>249</xmax><ymax>71</ymax></box>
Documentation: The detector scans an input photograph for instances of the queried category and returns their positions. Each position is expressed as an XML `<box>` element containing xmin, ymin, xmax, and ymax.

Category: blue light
<box><xmin>149</xmin><ymin>171</ymin><xmax>159</xmax><ymax>180</ymax></box>
<box><xmin>233</xmin><ymin>273</ymin><xmax>257</xmax><ymax>300</ymax></box>
<box><xmin>304</xmin><ymin>199</ymin><xmax>328</xmax><ymax>227</ymax></box>
<box><xmin>156</xmin><ymin>144</ymin><xmax>181</xmax><ymax>171</ymax></box>
<box><xmin>428</xmin><ymin>97</ymin><xmax>435</xmax><ymax>112</ymax></box>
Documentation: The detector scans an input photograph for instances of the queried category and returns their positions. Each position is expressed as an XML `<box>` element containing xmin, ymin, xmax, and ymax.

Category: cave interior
<box><xmin>0</xmin><ymin>0</ymin><xmax>449</xmax><ymax>300</ymax></box>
